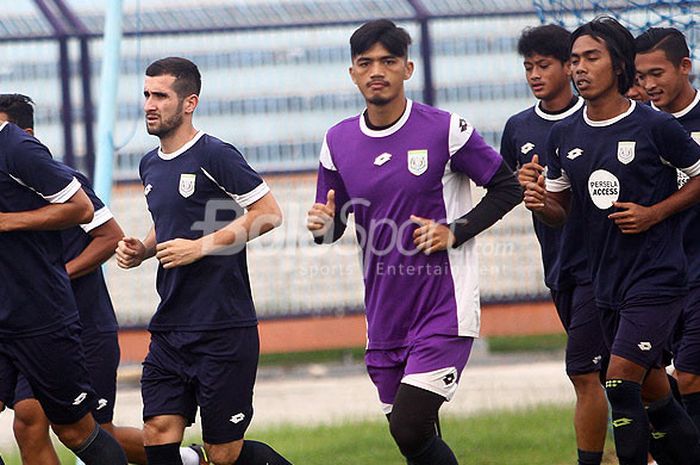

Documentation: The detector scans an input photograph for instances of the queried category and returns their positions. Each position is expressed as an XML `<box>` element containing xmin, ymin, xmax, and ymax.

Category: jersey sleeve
<box><xmin>545</xmin><ymin>125</ymin><xmax>571</xmax><ymax>192</ymax></box>
<box><xmin>500</xmin><ymin>117</ymin><xmax>519</xmax><ymax>171</ymax></box>
<box><xmin>316</xmin><ymin>132</ymin><xmax>351</xmax><ymax>215</ymax></box>
<box><xmin>202</xmin><ymin>143</ymin><xmax>270</xmax><ymax>208</ymax></box>
<box><xmin>6</xmin><ymin>134</ymin><xmax>80</xmax><ymax>204</ymax></box>
<box><xmin>448</xmin><ymin>113</ymin><xmax>503</xmax><ymax>186</ymax></box>
<box><xmin>653</xmin><ymin>117</ymin><xmax>700</xmax><ymax>177</ymax></box>
<box><xmin>72</xmin><ymin>170</ymin><xmax>114</xmax><ymax>233</ymax></box>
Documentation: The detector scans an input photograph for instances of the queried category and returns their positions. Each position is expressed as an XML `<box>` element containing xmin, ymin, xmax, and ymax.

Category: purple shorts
<box><xmin>142</xmin><ymin>327</ymin><xmax>259</xmax><ymax>444</ymax></box>
<box><xmin>0</xmin><ymin>322</ymin><xmax>96</xmax><ymax>425</ymax></box>
<box><xmin>600</xmin><ymin>296</ymin><xmax>684</xmax><ymax>370</ymax></box>
<box><xmin>551</xmin><ymin>284</ymin><xmax>608</xmax><ymax>376</ymax></box>
<box><xmin>365</xmin><ymin>335</ymin><xmax>473</xmax><ymax>413</ymax></box>
<box><xmin>674</xmin><ymin>286</ymin><xmax>700</xmax><ymax>375</ymax></box>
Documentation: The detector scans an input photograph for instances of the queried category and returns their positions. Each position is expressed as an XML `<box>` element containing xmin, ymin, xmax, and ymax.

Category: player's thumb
<box><xmin>537</xmin><ymin>174</ymin><xmax>545</xmax><ymax>187</ymax></box>
<box><xmin>326</xmin><ymin>189</ymin><xmax>336</xmax><ymax>210</ymax></box>
<box><xmin>532</xmin><ymin>154</ymin><xmax>539</xmax><ymax>165</ymax></box>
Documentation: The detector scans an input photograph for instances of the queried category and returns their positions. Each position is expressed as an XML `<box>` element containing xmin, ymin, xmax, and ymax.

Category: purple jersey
<box><xmin>315</xmin><ymin>100</ymin><xmax>503</xmax><ymax>349</ymax></box>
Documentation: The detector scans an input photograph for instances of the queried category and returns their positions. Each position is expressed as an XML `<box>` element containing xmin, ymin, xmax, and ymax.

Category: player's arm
<box><xmin>524</xmin><ymin>174</ymin><xmax>570</xmax><ymax>226</ymax></box>
<box><xmin>67</xmin><ymin>218</ymin><xmax>124</xmax><ymax>279</ymax></box>
<box><xmin>155</xmin><ymin>192</ymin><xmax>282</xmax><ymax>269</ymax></box>
<box><xmin>0</xmin><ymin>187</ymin><xmax>93</xmax><ymax>232</ymax></box>
<box><xmin>116</xmin><ymin>226</ymin><xmax>157</xmax><ymax>269</ymax></box>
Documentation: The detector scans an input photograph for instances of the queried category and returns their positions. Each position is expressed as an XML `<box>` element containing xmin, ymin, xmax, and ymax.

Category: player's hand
<box><xmin>523</xmin><ymin>174</ymin><xmax>547</xmax><ymax>212</ymax></box>
<box><xmin>608</xmin><ymin>202</ymin><xmax>660</xmax><ymax>234</ymax></box>
<box><xmin>115</xmin><ymin>236</ymin><xmax>146</xmax><ymax>269</ymax></box>
<box><xmin>306</xmin><ymin>190</ymin><xmax>336</xmax><ymax>237</ymax></box>
<box><xmin>518</xmin><ymin>154</ymin><xmax>544</xmax><ymax>188</ymax></box>
<box><xmin>155</xmin><ymin>238</ymin><xmax>203</xmax><ymax>269</ymax></box>
<box><xmin>411</xmin><ymin>215</ymin><xmax>455</xmax><ymax>255</ymax></box>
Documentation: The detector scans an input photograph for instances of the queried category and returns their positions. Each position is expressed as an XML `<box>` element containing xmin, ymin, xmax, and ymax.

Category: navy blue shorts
<box><xmin>600</xmin><ymin>296</ymin><xmax>684</xmax><ymax>370</ymax></box>
<box><xmin>141</xmin><ymin>327</ymin><xmax>259</xmax><ymax>444</ymax></box>
<box><xmin>10</xmin><ymin>330</ymin><xmax>120</xmax><ymax>424</ymax></box>
<box><xmin>551</xmin><ymin>284</ymin><xmax>608</xmax><ymax>376</ymax></box>
<box><xmin>674</xmin><ymin>286</ymin><xmax>700</xmax><ymax>375</ymax></box>
<box><xmin>0</xmin><ymin>323</ymin><xmax>96</xmax><ymax>424</ymax></box>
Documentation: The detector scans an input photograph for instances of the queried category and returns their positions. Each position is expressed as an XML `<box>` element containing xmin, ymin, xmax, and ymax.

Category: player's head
<box><xmin>349</xmin><ymin>19</ymin><xmax>414</xmax><ymax>106</ymax></box>
<box><xmin>634</xmin><ymin>27</ymin><xmax>693</xmax><ymax>111</ymax></box>
<box><xmin>143</xmin><ymin>57</ymin><xmax>201</xmax><ymax>138</ymax></box>
<box><xmin>0</xmin><ymin>94</ymin><xmax>35</xmax><ymax>135</ymax></box>
<box><xmin>517</xmin><ymin>24</ymin><xmax>573</xmax><ymax>101</ymax></box>
<box><xmin>570</xmin><ymin>16</ymin><xmax>636</xmax><ymax>99</ymax></box>
<box><xmin>625</xmin><ymin>77</ymin><xmax>650</xmax><ymax>103</ymax></box>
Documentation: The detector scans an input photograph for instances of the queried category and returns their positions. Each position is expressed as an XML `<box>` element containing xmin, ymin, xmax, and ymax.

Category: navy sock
<box><xmin>236</xmin><ymin>440</ymin><xmax>293</xmax><ymax>465</ymax></box>
<box><xmin>648</xmin><ymin>394</ymin><xmax>700</xmax><ymax>465</ymax></box>
<box><xmin>145</xmin><ymin>442</ymin><xmax>183</xmax><ymax>465</ymax></box>
<box><xmin>577</xmin><ymin>449</ymin><xmax>603</xmax><ymax>465</ymax></box>
<box><xmin>605</xmin><ymin>379</ymin><xmax>648</xmax><ymax>465</ymax></box>
<box><xmin>72</xmin><ymin>425</ymin><xmax>128</xmax><ymax>465</ymax></box>
<box><xmin>405</xmin><ymin>435</ymin><xmax>458</xmax><ymax>465</ymax></box>
<box><xmin>681</xmin><ymin>391</ymin><xmax>700</xmax><ymax>435</ymax></box>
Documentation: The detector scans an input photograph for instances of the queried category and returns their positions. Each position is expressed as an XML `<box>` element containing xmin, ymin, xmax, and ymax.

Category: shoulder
<box><xmin>635</xmin><ymin>102</ymin><xmax>674</xmax><ymax>125</ymax></box>
<box><xmin>325</xmin><ymin>114</ymin><xmax>362</xmax><ymax>142</ymax></box>
<box><xmin>507</xmin><ymin>106</ymin><xmax>537</xmax><ymax>126</ymax></box>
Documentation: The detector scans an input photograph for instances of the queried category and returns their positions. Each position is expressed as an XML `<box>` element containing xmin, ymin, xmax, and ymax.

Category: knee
<box><xmin>206</xmin><ymin>441</ymin><xmax>243</xmax><ymax>465</ymax></box>
<box><xmin>570</xmin><ymin>372</ymin><xmax>604</xmax><ymax>394</ymax></box>
<box><xmin>389</xmin><ymin>413</ymin><xmax>432</xmax><ymax>457</ymax></box>
<box><xmin>143</xmin><ymin>416</ymin><xmax>184</xmax><ymax>445</ymax></box>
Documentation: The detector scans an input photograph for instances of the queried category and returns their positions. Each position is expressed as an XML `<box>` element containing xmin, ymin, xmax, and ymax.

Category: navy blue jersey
<box><xmin>546</xmin><ymin>101</ymin><xmax>700</xmax><ymax>308</ymax></box>
<box><xmin>139</xmin><ymin>131</ymin><xmax>269</xmax><ymax>331</ymax></box>
<box><xmin>501</xmin><ymin>97</ymin><xmax>588</xmax><ymax>290</ymax></box>
<box><xmin>659</xmin><ymin>91</ymin><xmax>700</xmax><ymax>287</ymax></box>
<box><xmin>0</xmin><ymin>122</ymin><xmax>80</xmax><ymax>337</ymax></box>
<box><xmin>61</xmin><ymin>170</ymin><xmax>118</xmax><ymax>333</ymax></box>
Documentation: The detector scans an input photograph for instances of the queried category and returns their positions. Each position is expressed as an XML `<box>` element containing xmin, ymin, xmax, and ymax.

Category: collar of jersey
<box><xmin>659</xmin><ymin>89</ymin><xmax>700</xmax><ymax>119</ymax></box>
<box><xmin>535</xmin><ymin>96</ymin><xmax>584</xmax><ymax>121</ymax></box>
<box><xmin>359</xmin><ymin>99</ymin><xmax>413</xmax><ymax>138</ymax></box>
<box><xmin>158</xmin><ymin>130</ymin><xmax>205</xmax><ymax>160</ymax></box>
<box><xmin>0</xmin><ymin>122</ymin><xmax>7</xmax><ymax>133</ymax></box>
<box><xmin>583</xmin><ymin>100</ymin><xmax>636</xmax><ymax>127</ymax></box>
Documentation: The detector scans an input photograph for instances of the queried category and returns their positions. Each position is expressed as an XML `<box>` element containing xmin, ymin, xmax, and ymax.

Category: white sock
<box><xmin>180</xmin><ymin>447</ymin><xmax>201</xmax><ymax>465</ymax></box>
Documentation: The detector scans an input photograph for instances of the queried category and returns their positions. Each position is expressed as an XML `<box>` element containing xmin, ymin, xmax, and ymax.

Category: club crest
<box><xmin>692</xmin><ymin>132</ymin><xmax>700</xmax><ymax>146</ymax></box>
<box><xmin>179</xmin><ymin>173</ymin><xmax>196</xmax><ymax>198</ymax></box>
<box><xmin>407</xmin><ymin>149</ymin><xmax>428</xmax><ymax>176</ymax></box>
<box><xmin>617</xmin><ymin>141</ymin><xmax>636</xmax><ymax>165</ymax></box>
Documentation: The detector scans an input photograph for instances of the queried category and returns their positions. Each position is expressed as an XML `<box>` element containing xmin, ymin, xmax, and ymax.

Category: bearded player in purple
<box><xmin>306</xmin><ymin>20</ymin><xmax>521</xmax><ymax>465</ymax></box>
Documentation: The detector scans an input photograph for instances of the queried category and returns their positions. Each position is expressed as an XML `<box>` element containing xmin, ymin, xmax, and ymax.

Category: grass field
<box><xmin>0</xmin><ymin>405</ymin><xmax>613</xmax><ymax>465</ymax></box>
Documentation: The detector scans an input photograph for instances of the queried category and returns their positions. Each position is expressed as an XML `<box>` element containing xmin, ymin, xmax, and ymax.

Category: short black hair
<box><xmin>0</xmin><ymin>93</ymin><xmax>34</xmax><ymax>130</ymax></box>
<box><xmin>145</xmin><ymin>57</ymin><xmax>201</xmax><ymax>98</ymax></box>
<box><xmin>350</xmin><ymin>19</ymin><xmax>412</xmax><ymax>59</ymax></box>
<box><xmin>571</xmin><ymin>16</ymin><xmax>636</xmax><ymax>94</ymax></box>
<box><xmin>635</xmin><ymin>27</ymin><xmax>690</xmax><ymax>67</ymax></box>
<box><xmin>518</xmin><ymin>24</ymin><xmax>571</xmax><ymax>62</ymax></box>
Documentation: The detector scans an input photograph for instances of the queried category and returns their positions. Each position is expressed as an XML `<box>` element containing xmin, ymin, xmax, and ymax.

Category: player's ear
<box><xmin>404</xmin><ymin>59</ymin><xmax>414</xmax><ymax>80</ymax></box>
<box><xmin>679</xmin><ymin>57</ymin><xmax>693</xmax><ymax>76</ymax></box>
<box><xmin>349</xmin><ymin>66</ymin><xmax>358</xmax><ymax>85</ymax></box>
<box><xmin>564</xmin><ymin>59</ymin><xmax>573</xmax><ymax>77</ymax></box>
<box><xmin>184</xmin><ymin>94</ymin><xmax>199</xmax><ymax>114</ymax></box>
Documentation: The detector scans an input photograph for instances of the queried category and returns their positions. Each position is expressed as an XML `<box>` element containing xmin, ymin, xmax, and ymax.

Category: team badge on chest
<box><xmin>617</xmin><ymin>141</ymin><xmax>636</xmax><ymax>165</ymax></box>
<box><xmin>408</xmin><ymin>149</ymin><xmax>428</xmax><ymax>176</ymax></box>
<box><xmin>178</xmin><ymin>173</ymin><xmax>196</xmax><ymax>198</ymax></box>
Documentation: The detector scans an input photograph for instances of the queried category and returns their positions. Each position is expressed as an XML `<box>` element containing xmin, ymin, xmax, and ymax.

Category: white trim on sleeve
<box><xmin>319</xmin><ymin>133</ymin><xmax>337</xmax><ymax>171</ymax></box>
<box><xmin>200</xmin><ymin>167</ymin><xmax>270</xmax><ymax>208</ymax></box>
<box><xmin>448</xmin><ymin>113</ymin><xmax>474</xmax><ymax>157</ymax></box>
<box><xmin>546</xmin><ymin>171</ymin><xmax>571</xmax><ymax>192</ymax></box>
<box><xmin>46</xmin><ymin>177</ymin><xmax>82</xmax><ymax>204</ymax></box>
<box><xmin>681</xmin><ymin>158</ymin><xmax>700</xmax><ymax>178</ymax></box>
<box><xmin>80</xmin><ymin>206</ymin><xmax>114</xmax><ymax>233</ymax></box>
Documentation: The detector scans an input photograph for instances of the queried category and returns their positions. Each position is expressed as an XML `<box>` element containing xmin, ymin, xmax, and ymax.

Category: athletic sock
<box><xmin>681</xmin><ymin>391</ymin><xmax>700</xmax><ymax>434</ymax></box>
<box><xmin>577</xmin><ymin>449</ymin><xmax>603</xmax><ymax>465</ymax></box>
<box><xmin>236</xmin><ymin>440</ymin><xmax>293</xmax><ymax>465</ymax></box>
<box><xmin>145</xmin><ymin>442</ymin><xmax>184</xmax><ymax>465</ymax></box>
<box><xmin>647</xmin><ymin>394</ymin><xmax>700</xmax><ymax>465</ymax></box>
<box><xmin>72</xmin><ymin>424</ymin><xmax>128</xmax><ymax>465</ymax></box>
<box><xmin>605</xmin><ymin>379</ymin><xmax>649</xmax><ymax>465</ymax></box>
<box><xmin>405</xmin><ymin>435</ymin><xmax>458</xmax><ymax>465</ymax></box>
<box><xmin>180</xmin><ymin>446</ymin><xmax>201</xmax><ymax>465</ymax></box>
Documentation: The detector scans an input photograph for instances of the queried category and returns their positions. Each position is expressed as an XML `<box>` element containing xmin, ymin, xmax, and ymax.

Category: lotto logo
<box><xmin>72</xmin><ymin>392</ymin><xmax>87</xmax><ymax>405</ymax></box>
<box><xmin>97</xmin><ymin>398</ymin><xmax>108</xmax><ymax>410</ymax></box>
<box><xmin>612</xmin><ymin>418</ymin><xmax>633</xmax><ymax>428</ymax></box>
<box><xmin>230</xmin><ymin>413</ymin><xmax>246</xmax><ymax>424</ymax></box>
<box><xmin>520</xmin><ymin>142</ymin><xmax>535</xmax><ymax>154</ymax></box>
<box><xmin>442</xmin><ymin>373</ymin><xmax>456</xmax><ymax>386</ymax></box>
<box><xmin>567</xmin><ymin>148</ymin><xmax>583</xmax><ymax>160</ymax></box>
<box><xmin>638</xmin><ymin>342</ymin><xmax>652</xmax><ymax>351</ymax></box>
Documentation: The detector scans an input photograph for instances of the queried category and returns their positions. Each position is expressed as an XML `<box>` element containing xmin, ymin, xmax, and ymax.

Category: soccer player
<box><xmin>501</xmin><ymin>25</ymin><xmax>608</xmax><ymax>465</ymax></box>
<box><xmin>635</xmin><ymin>27</ymin><xmax>700</xmax><ymax>434</ymax></box>
<box><xmin>0</xmin><ymin>93</ymin><xmax>205</xmax><ymax>465</ymax></box>
<box><xmin>0</xmin><ymin>121</ymin><xmax>127</xmax><ymax>462</ymax></box>
<box><xmin>524</xmin><ymin>16</ymin><xmax>700</xmax><ymax>465</ymax></box>
<box><xmin>115</xmin><ymin>57</ymin><xmax>291</xmax><ymax>465</ymax></box>
<box><xmin>306</xmin><ymin>19</ymin><xmax>521</xmax><ymax>465</ymax></box>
